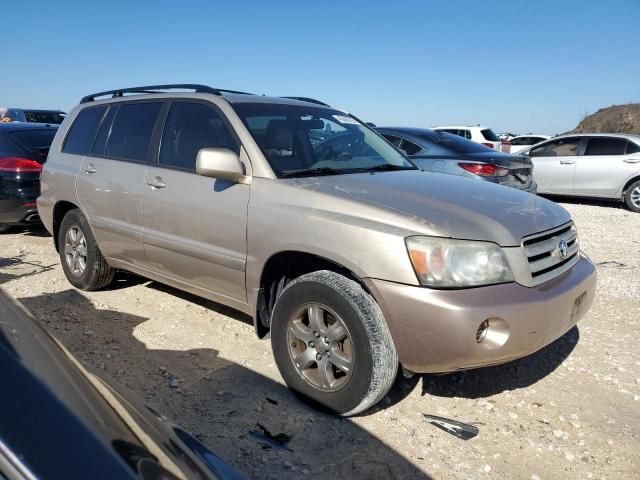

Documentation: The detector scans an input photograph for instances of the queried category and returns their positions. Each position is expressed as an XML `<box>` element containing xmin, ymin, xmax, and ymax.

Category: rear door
<box><xmin>75</xmin><ymin>101</ymin><xmax>163</xmax><ymax>266</ymax></box>
<box><xmin>142</xmin><ymin>100</ymin><xmax>249</xmax><ymax>302</ymax></box>
<box><xmin>573</xmin><ymin>137</ymin><xmax>640</xmax><ymax>197</ymax></box>
<box><xmin>528</xmin><ymin>137</ymin><xmax>583</xmax><ymax>194</ymax></box>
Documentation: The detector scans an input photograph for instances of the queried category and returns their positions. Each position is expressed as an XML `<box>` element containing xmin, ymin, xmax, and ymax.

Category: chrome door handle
<box><xmin>559</xmin><ymin>160</ymin><xmax>576</xmax><ymax>165</ymax></box>
<box><xmin>145</xmin><ymin>177</ymin><xmax>166</xmax><ymax>189</ymax></box>
<box><xmin>83</xmin><ymin>164</ymin><xmax>97</xmax><ymax>174</ymax></box>
<box><xmin>623</xmin><ymin>158</ymin><xmax>640</xmax><ymax>163</ymax></box>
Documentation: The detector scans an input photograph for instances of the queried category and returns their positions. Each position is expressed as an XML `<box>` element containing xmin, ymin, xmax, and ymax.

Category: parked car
<box><xmin>0</xmin><ymin>287</ymin><xmax>245</xmax><ymax>480</ymax></box>
<box><xmin>517</xmin><ymin>133</ymin><xmax>640</xmax><ymax>212</ymax></box>
<box><xmin>376</xmin><ymin>127</ymin><xmax>537</xmax><ymax>193</ymax></box>
<box><xmin>432</xmin><ymin>125</ymin><xmax>501</xmax><ymax>149</ymax></box>
<box><xmin>503</xmin><ymin>134</ymin><xmax>551</xmax><ymax>154</ymax></box>
<box><xmin>6</xmin><ymin>108</ymin><xmax>67</xmax><ymax>124</ymax></box>
<box><xmin>39</xmin><ymin>84</ymin><xmax>597</xmax><ymax>416</ymax></box>
<box><xmin>0</xmin><ymin>122</ymin><xmax>58</xmax><ymax>232</ymax></box>
<box><xmin>497</xmin><ymin>132</ymin><xmax>518</xmax><ymax>141</ymax></box>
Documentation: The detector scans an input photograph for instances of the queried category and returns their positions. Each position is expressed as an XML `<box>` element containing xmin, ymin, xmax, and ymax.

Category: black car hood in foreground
<box><xmin>289</xmin><ymin>170</ymin><xmax>569</xmax><ymax>246</ymax></box>
<box><xmin>0</xmin><ymin>288</ymin><xmax>245</xmax><ymax>480</ymax></box>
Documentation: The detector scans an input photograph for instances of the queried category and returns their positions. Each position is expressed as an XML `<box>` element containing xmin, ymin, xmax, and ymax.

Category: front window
<box><xmin>233</xmin><ymin>103</ymin><xmax>415</xmax><ymax>177</ymax></box>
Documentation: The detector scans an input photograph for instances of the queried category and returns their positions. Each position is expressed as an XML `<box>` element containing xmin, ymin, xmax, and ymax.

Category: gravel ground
<box><xmin>0</xmin><ymin>199</ymin><xmax>638</xmax><ymax>479</ymax></box>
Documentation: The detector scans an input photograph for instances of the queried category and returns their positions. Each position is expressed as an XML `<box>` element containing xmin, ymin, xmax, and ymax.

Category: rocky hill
<box><xmin>570</xmin><ymin>103</ymin><xmax>640</xmax><ymax>134</ymax></box>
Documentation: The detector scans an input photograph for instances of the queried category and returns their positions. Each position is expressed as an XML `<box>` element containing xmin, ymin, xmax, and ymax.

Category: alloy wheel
<box><xmin>287</xmin><ymin>303</ymin><xmax>354</xmax><ymax>392</ymax></box>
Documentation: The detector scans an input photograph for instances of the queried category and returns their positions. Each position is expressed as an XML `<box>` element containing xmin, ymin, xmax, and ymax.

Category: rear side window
<box><xmin>63</xmin><ymin>107</ymin><xmax>107</xmax><ymax>155</ymax></box>
<box><xmin>159</xmin><ymin>102</ymin><xmax>238</xmax><ymax>171</ymax></box>
<box><xmin>627</xmin><ymin>141</ymin><xmax>640</xmax><ymax>154</ymax></box>
<box><xmin>481</xmin><ymin>129</ymin><xmax>499</xmax><ymax>142</ymax></box>
<box><xmin>382</xmin><ymin>134</ymin><xmax>402</xmax><ymax>148</ymax></box>
<box><xmin>584</xmin><ymin>137</ymin><xmax>628</xmax><ymax>156</ymax></box>
<box><xmin>399</xmin><ymin>139</ymin><xmax>421</xmax><ymax>155</ymax></box>
<box><xmin>106</xmin><ymin>102</ymin><xmax>162</xmax><ymax>162</ymax></box>
<box><xmin>510</xmin><ymin>137</ymin><xmax>528</xmax><ymax>146</ymax></box>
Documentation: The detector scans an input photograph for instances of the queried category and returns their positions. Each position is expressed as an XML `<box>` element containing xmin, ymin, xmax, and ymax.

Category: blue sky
<box><xmin>2</xmin><ymin>0</ymin><xmax>639</xmax><ymax>134</ymax></box>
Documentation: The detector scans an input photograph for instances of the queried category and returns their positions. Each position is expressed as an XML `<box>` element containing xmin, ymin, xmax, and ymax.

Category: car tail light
<box><xmin>0</xmin><ymin>157</ymin><xmax>43</xmax><ymax>173</ymax></box>
<box><xmin>23</xmin><ymin>201</ymin><xmax>37</xmax><ymax>207</ymax></box>
<box><xmin>481</xmin><ymin>142</ymin><xmax>496</xmax><ymax>149</ymax></box>
<box><xmin>458</xmin><ymin>162</ymin><xmax>508</xmax><ymax>177</ymax></box>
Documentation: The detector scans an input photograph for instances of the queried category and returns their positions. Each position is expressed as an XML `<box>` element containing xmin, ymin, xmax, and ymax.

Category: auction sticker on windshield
<box><xmin>333</xmin><ymin>115</ymin><xmax>360</xmax><ymax>125</ymax></box>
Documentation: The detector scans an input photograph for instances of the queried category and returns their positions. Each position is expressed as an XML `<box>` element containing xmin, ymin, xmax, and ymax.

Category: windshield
<box><xmin>416</xmin><ymin>130</ymin><xmax>491</xmax><ymax>155</ymax></box>
<box><xmin>233</xmin><ymin>103</ymin><xmax>415</xmax><ymax>178</ymax></box>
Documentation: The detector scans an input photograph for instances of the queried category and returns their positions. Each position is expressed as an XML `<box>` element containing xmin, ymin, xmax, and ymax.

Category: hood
<box><xmin>287</xmin><ymin>170</ymin><xmax>570</xmax><ymax>246</ymax></box>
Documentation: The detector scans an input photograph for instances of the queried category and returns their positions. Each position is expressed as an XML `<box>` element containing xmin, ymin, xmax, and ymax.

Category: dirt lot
<box><xmin>1</xmin><ymin>199</ymin><xmax>638</xmax><ymax>480</ymax></box>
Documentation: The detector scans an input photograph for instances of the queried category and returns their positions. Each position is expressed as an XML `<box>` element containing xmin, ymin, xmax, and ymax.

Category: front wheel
<box><xmin>0</xmin><ymin>224</ymin><xmax>10</xmax><ymax>234</ymax></box>
<box><xmin>271</xmin><ymin>270</ymin><xmax>398</xmax><ymax>416</ymax></box>
<box><xmin>624</xmin><ymin>180</ymin><xmax>640</xmax><ymax>213</ymax></box>
<box><xmin>58</xmin><ymin>209</ymin><xmax>115</xmax><ymax>290</ymax></box>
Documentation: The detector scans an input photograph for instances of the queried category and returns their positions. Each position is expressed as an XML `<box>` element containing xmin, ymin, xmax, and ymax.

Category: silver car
<box><xmin>38</xmin><ymin>84</ymin><xmax>597</xmax><ymax>415</ymax></box>
<box><xmin>520</xmin><ymin>133</ymin><xmax>640</xmax><ymax>212</ymax></box>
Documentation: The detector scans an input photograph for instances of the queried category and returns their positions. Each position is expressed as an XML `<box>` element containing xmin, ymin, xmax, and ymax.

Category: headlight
<box><xmin>406</xmin><ymin>236</ymin><xmax>514</xmax><ymax>288</ymax></box>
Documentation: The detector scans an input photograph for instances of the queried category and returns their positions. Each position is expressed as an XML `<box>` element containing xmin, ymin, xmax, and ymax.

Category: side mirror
<box><xmin>196</xmin><ymin>148</ymin><xmax>245</xmax><ymax>182</ymax></box>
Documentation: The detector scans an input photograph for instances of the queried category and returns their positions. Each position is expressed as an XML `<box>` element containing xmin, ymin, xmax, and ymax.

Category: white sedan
<box><xmin>518</xmin><ymin>133</ymin><xmax>640</xmax><ymax>212</ymax></box>
<box><xmin>503</xmin><ymin>134</ymin><xmax>551</xmax><ymax>154</ymax></box>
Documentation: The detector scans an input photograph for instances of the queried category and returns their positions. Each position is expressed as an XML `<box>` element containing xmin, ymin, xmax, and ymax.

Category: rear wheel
<box><xmin>624</xmin><ymin>180</ymin><xmax>640</xmax><ymax>213</ymax></box>
<box><xmin>271</xmin><ymin>270</ymin><xmax>398</xmax><ymax>416</ymax></box>
<box><xmin>58</xmin><ymin>209</ymin><xmax>115</xmax><ymax>290</ymax></box>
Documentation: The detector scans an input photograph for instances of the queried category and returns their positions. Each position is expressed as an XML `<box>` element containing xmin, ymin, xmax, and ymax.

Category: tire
<box><xmin>270</xmin><ymin>270</ymin><xmax>398</xmax><ymax>416</ymax></box>
<box><xmin>0</xmin><ymin>224</ymin><xmax>10</xmax><ymax>233</ymax></box>
<box><xmin>58</xmin><ymin>209</ymin><xmax>115</xmax><ymax>290</ymax></box>
<box><xmin>624</xmin><ymin>180</ymin><xmax>640</xmax><ymax>213</ymax></box>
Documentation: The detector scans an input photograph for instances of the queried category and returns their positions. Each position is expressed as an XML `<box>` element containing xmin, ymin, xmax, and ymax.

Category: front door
<box><xmin>528</xmin><ymin>137</ymin><xmax>583</xmax><ymax>194</ymax></box>
<box><xmin>142</xmin><ymin>101</ymin><xmax>249</xmax><ymax>302</ymax></box>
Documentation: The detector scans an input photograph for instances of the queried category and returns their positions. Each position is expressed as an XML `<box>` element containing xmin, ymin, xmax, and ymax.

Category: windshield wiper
<box><xmin>357</xmin><ymin>164</ymin><xmax>416</xmax><ymax>173</ymax></box>
<box><xmin>280</xmin><ymin>167</ymin><xmax>345</xmax><ymax>178</ymax></box>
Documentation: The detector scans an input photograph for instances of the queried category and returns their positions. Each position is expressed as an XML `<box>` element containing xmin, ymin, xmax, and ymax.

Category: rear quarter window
<box><xmin>63</xmin><ymin>106</ymin><xmax>108</xmax><ymax>155</ymax></box>
<box><xmin>481</xmin><ymin>129</ymin><xmax>499</xmax><ymax>142</ymax></box>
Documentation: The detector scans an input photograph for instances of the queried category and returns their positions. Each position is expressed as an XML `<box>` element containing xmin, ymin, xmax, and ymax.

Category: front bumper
<box><xmin>365</xmin><ymin>255</ymin><xmax>596</xmax><ymax>373</ymax></box>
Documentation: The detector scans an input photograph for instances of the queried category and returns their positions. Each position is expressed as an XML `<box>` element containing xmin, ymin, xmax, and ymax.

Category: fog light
<box><xmin>476</xmin><ymin>320</ymin><xmax>489</xmax><ymax>343</ymax></box>
<box><xmin>476</xmin><ymin>318</ymin><xmax>510</xmax><ymax>350</ymax></box>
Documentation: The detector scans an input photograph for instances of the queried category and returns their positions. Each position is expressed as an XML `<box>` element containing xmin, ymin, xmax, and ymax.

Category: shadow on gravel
<box><xmin>18</xmin><ymin>289</ymin><xmax>431</xmax><ymax>480</ymax></box>
<box><xmin>540</xmin><ymin>194</ymin><xmax>626</xmax><ymax>210</ymax></box>
<box><xmin>421</xmin><ymin>326</ymin><xmax>579</xmax><ymax>399</ymax></box>
<box><xmin>0</xmin><ymin>252</ymin><xmax>56</xmax><ymax>285</ymax></box>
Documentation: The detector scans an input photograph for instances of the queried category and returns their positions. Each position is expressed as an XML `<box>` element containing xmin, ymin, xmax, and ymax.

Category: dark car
<box><xmin>6</xmin><ymin>108</ymin><xmax>67</xmax><ymax>124</ymax></box>
<box><xmin>0</xmin><ymin>287</ymin><xmax>245</xmax><ymax>480</ymax></box>
<box><xmin>0</xmin><ymin>122</ymin><xmax>58</xmax><ymax>232</ymax></box>
<box><xmin>376</xmin><ymin>127</ymin><xmax>537</xmax><ymax>193</ymax></box>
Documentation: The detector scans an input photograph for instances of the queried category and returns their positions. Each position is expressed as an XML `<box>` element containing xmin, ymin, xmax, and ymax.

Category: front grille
<box><xmin>522</xmin><ymin>222</ymin><xmax>580</xmax><ymax>285</ymax></box>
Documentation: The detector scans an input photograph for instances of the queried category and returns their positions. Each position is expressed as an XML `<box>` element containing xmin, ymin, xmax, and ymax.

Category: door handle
<box><xmin>145</xmin><ymin>177</ymin><xmax>166</xmax><ymax>189</ymax></box>
<box><xmin>559</xmin><ymin>159</ymin><xmax>576</xmax><ymax>165</ymax></box>
<box><xmin>623</xmin><ymin>158</ymin><xmax>640</xmax><ymax>163</ymax></box>
<box><xmin>83</xmin><ymin>164</ymin><xmax>97</xmax><ymax>174</ymax></box>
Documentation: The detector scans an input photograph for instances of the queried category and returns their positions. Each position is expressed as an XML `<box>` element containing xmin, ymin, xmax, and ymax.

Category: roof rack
<box><xmin>80</xmin><ymin>84</ymin><xmax>255</xmax><ymax>104</ymax></box>
<box><xmin>281</xmin><ymin>96</ymin><xmax>331</xmax><ymax>107</ymax></box>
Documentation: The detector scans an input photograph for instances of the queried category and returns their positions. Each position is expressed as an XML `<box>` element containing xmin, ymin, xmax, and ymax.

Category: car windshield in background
<box><xmin>481</xmin><ymin>129</ymin><xmax>500</xmax><ymax>141</ymax></box>
<box><xmin>25</xmin><ymin>111</ymin><xmax>66</xmax><ymax>124</ymax></box>
<box><xmin>417</xmin><ymin>131</ymin><xmax>490</xmax><ymax>155</ymax></box>
<box><xmin>232</xmin><ymin>103</ymin><xmax>416</xmax><ymax>177</ymax></box>
<box><xmin>9</xmin><ymin>129</ymin><xmax>57</xmax><ymax>155</ymax></box>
